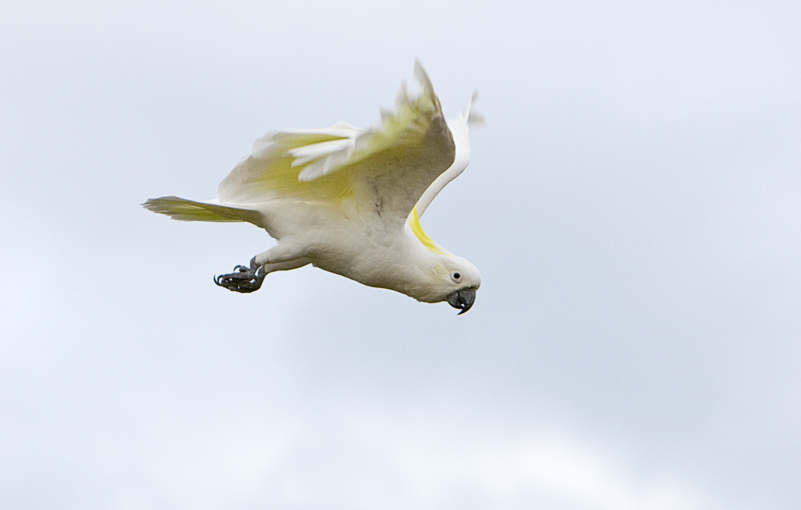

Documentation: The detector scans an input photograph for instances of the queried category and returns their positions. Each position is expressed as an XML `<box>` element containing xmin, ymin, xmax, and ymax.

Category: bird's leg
<box><xmin>214</xmin><ymin>257</ymin><xmax>266</xmax><ymax>293</ymax></box>
<box><xmin>214</xmin><ymin>242</ymin><xmax>311</xmax><ymax>294</ymax></box>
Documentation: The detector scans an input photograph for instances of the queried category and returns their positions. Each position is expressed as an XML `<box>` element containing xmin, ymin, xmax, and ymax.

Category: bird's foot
<box><xmin>214</xmin><ymin>257</ymin><xmax>266</xmax><ymax>293</ymax></box>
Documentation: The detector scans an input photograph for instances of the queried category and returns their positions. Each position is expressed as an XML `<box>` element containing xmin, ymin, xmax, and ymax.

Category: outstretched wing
<box><xmin>414</xmin><ymin>92</ymin><xmax>484</xmax><ymax>218</ymax></box>
<box><xmin>216</xmin><ymin>61</ymin><xmax>456</xmax><ymax>229</ymax></box>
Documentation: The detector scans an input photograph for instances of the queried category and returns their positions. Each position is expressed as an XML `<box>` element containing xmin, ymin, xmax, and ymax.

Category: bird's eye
<box><xmin>451</xmin><ymin>272</ymin><xmax>462</xmax><ymax>282</ymax></box>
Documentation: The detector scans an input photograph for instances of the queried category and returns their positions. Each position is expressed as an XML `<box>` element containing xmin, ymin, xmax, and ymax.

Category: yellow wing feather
<box><xmin>216</xmin><ymin>62</ymin><xmax>455</xmax><ymax>228</ymax></box>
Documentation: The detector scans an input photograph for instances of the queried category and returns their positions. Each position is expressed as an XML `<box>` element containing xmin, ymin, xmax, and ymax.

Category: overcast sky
<box><xmin>2</xmin><ymin>1</ymin><xmax>800</xmax><ymax>509</ymax></box>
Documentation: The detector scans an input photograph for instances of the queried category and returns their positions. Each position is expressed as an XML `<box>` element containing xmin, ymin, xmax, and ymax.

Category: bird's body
<box><xmin>145</xmin><ymin>63</ymin><xmax>483</xmax><ymax>313</ymax></box>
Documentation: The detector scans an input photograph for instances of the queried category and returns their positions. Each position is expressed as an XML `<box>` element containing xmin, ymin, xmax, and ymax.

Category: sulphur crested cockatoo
<box><xmin>144</xmin><ymin>62</ymin><xmax>483</xmax><ymax>313</ymax></box>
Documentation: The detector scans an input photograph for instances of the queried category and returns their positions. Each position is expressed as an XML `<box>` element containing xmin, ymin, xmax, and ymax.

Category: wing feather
<box><xmin>414</xmin><ymin>92</ymin><xmax>483</xmax><ymax>218</ymax></box>
<box><xmin>216</xmin><ymin>62</ymin><xmax>456</xmax><ymax>228</ymax></box>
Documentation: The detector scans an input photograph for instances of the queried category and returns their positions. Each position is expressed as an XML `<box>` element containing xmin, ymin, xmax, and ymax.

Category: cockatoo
<box><xmin>144</xmin><ymin>62</ymin><xmax>483</xmax><ymax>314</ymax></box>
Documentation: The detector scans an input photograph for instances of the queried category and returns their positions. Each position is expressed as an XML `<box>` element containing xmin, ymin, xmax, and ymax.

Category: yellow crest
<box><xmin>409</xmin><ymin>207</ymin><xmax>445</xmax><ymax>254</ymax></box>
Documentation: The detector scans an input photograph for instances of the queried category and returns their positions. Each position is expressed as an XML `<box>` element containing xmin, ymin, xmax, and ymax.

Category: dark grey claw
<box><xmin>214</xmin><ymin>257</ymin><xmax>266</xmax><ymax>293</ymax></box>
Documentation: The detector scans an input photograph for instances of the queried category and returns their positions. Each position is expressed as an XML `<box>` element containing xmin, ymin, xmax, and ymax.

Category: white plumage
<box><xmin>144</xmin><ymin>62</ymin><xmax>483</xmax><ymax>313</ymax></box>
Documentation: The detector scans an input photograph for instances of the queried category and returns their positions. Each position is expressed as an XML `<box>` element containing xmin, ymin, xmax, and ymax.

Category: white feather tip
<box><xmin>463</xmin><ymin>91</ymin><xmax>486</xmax><ymax>127</ymax></box>
<box><xmin>413</xmin><ymin>60</ymin><xmax>434</xmax><ymax>94</ymax></box>
<box><xmin>395</xmin><ymin>81</ymin><xmax>410</xmax><ymax>109</ymax></box>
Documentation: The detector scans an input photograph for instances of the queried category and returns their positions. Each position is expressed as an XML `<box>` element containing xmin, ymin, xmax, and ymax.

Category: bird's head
<box><xmin>423</xmin><ymin>255</ymin><xmax>481</xmax><ymax>314</ymax></box>
<box><xmin>403</xmin><ymin>205</ymin><xmax>480</xmax><ymax>313</ymax></box>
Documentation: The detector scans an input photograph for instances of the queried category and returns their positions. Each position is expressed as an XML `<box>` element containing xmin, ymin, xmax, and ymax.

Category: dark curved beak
<box><xmin>447</xmin><ymin>289</ymin><xmax>476</xmax><ymax>315</ymax></box>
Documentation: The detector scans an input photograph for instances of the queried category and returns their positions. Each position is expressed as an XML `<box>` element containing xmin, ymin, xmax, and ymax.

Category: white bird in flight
<box><xmin>144</xmin><ymin>62</ymin><xmax>484</xmax><ymax>314</ymax></box>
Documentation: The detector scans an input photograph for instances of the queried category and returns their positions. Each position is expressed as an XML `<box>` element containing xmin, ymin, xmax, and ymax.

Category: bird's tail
<box><xmin>143</xmin><ymin>196</ymin><xmax>261</xmax><ymax>224</ymax></box>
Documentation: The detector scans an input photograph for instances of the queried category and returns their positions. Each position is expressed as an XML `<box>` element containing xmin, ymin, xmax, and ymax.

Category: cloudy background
<box><xmin>2</xmin><ymin>0</ymin><xmax>800</xmax><ymax>508</ymax></box>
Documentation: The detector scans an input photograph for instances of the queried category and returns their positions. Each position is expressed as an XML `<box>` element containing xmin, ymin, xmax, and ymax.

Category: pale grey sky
<box><xmin>2</xmin><ymin>1</ymin><xmax>800</xmax><ymax>509</ymax></box>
